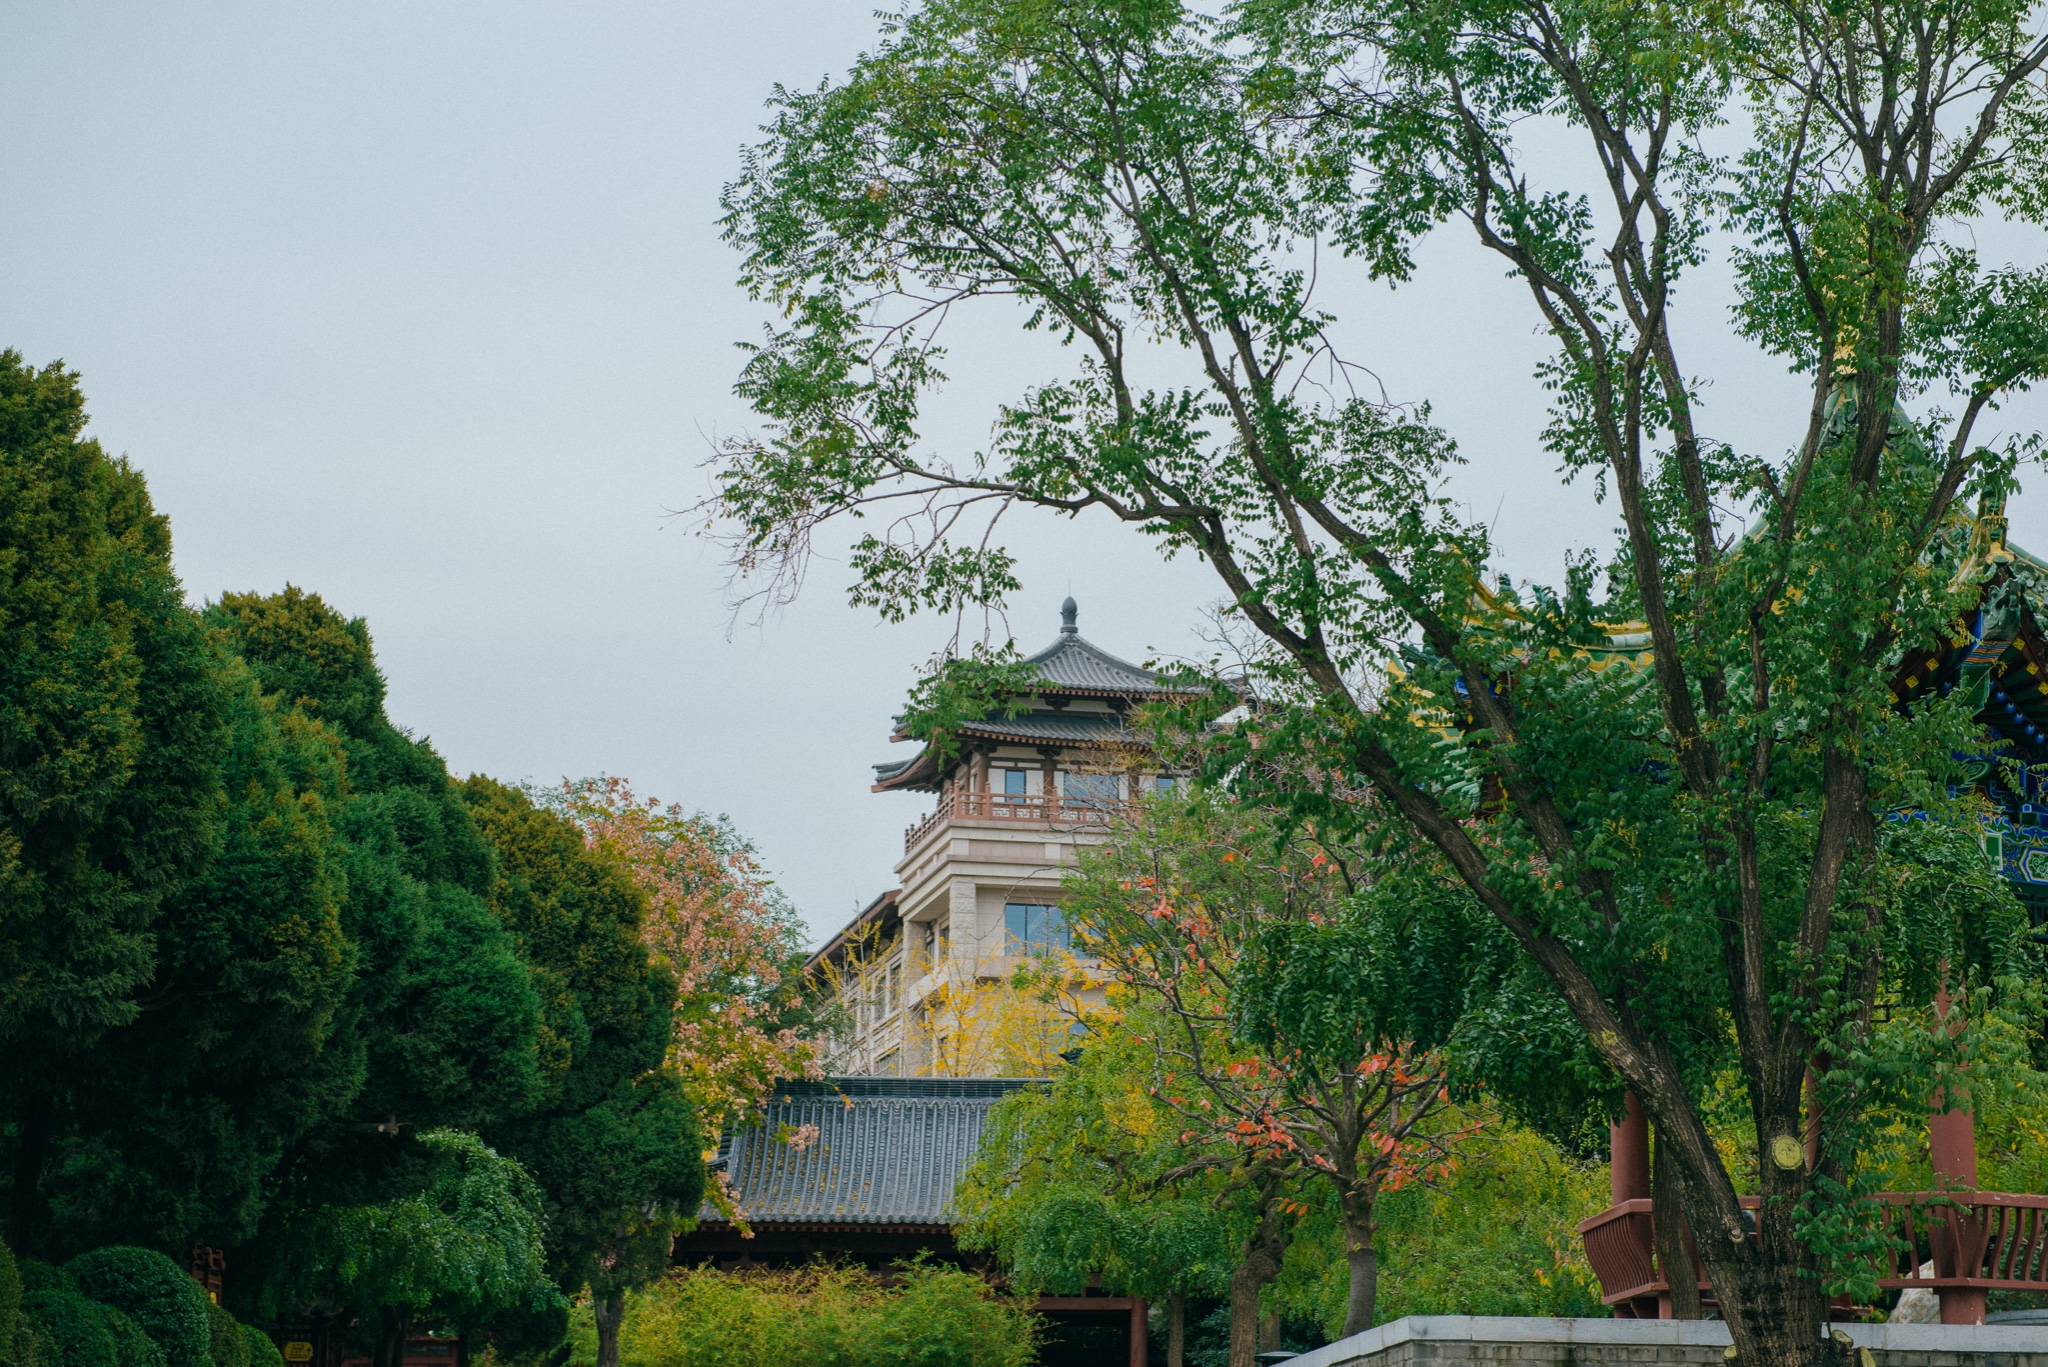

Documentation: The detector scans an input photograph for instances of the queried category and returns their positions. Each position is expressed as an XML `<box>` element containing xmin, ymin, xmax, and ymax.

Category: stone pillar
<box><xmin>1611</xmin><ymin>1091</ymin><xmax>1650</xmax><ymax>1205</ymax></box>
<box><xmin>1931</xmin><ymin>980</ymin><xmax>1985</xmax><ymax>1326</ymax></box>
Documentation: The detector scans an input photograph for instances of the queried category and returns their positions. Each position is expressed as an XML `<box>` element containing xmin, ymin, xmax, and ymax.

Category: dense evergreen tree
<box><xmin>0</xmin><ymin>357</ymin><xmax>717</xmax><ymax>1364</ymax></box>
<box><xmin>0</xmin><ymin>353</ymin><xmax>230</xmax><ymax>1254</ymax></box>
<box><xmin>460</xmin><ymin>778</ymin><xmax>705</xmax><ymax>1361</ymax></box>
<box><xmin>211</xmin><ymin>590</ymin><xmax>552</xmax><ymax>1356</ymax></box>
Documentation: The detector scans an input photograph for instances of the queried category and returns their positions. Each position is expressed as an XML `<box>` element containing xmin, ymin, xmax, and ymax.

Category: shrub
<box><xmin>20</xmin><ymin>1285</ymin><xmax>119</xmax><ymax>1367</ymax></box>
<box><xmin>206</xmin><ymin>1300</ymin><xmax>250</xmax><ymax>1367</ymax></box>
<box><xmin>65</xmin><ymin>1247</ymin><xmax>211</xmax><ymax>1367</ymax></box>
<box><xmin>573</xmin><ymin>1263</ymin><xmax>1038</xmax><ymax>1367</ymax></box>
<box><xmin>243</xmin><ymin>1324</ymin><xmax>285</xmax><ymax>1367</ymax></box>
<box><xmin>104</xmin><ymin>1304</ymin><xmax>170</xmax><ymax>1367</ymax></box>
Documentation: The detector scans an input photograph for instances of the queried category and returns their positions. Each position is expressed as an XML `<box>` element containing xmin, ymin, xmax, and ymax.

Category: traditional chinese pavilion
<box><xmin>1577</xmin><ymin>505</ymin><xmax>2048</xmax><ymax>1325</ymax></box>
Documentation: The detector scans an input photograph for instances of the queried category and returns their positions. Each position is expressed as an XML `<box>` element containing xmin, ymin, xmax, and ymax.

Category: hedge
<box><xmin>65</xmin><ymin>1248</ymin><xmax>210</xmax><ymax>1367</ymax></box>
<box><xmin>243</xmin><ymin>1324</ymin><xmax>285</xmax><ymax>1367</ymax></box>
<box><xmin>206</xmin><ymin>1300</ymin><xmax>250</xmax><ymax>1367</ymax></box>
<box><xmin>20</xmin><ymin>1286</ymin><xmax>118</xmax><ymax>1367</ymax></box>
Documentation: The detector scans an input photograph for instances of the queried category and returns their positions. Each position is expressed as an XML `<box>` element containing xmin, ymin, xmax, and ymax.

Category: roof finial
<box><xmin>1060</xmin><ymin>596</ymin><xmax>1078</xmax><ymax>635</ymax></box>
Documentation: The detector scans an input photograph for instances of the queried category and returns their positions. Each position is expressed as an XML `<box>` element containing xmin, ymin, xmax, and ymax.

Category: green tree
<box><xmin>0</xmin><ymin>352</ymin><xmax>229</xmax><ymax>1253</ymax></box>
<box><xmin>1060</xmin><ymin>793</ymin><xmax>1496</xmax><ymax>1341</ymax></box>
<box><xmin>711</xmin><ymin>0</ymin><xmax>2048</xmax><ymax>1357</ymax></box>
<box><xmin>250</xmin><ymin>1130</ymin><xmax>555</xmax><ymax>1367</ymax></box>
<box><xmin>462</xmin><ymin>777</ymin><xmax>707</xmax><ymax>1367</ymax></box>
<box><xmin>25</xmin><ymin>657</ymin><xmax>357</xmax><ymax>1258</ymax></box>
<box><xmin>211</xmin><ymin>591</ymin><xmax>549</xmax><ymax>1360</ymax></box>
<box><xmin>956</xmin><ymin>1033</ymin><xmax>1240</xmax><ymax>1367</ymax></box>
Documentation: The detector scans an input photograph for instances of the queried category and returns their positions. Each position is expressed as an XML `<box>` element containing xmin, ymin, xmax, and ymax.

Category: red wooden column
<box><xmin>1611</xmin><ymin>1091</ymin><xmax>1650</xmax><ymax>1205</ymax></box>
<box><xmin>1931</xmin><ymin>981</ymin><xmax>1985</xmax><ymax>1325</ymax></box>
<box><xmin>1128</xmin><ymin>1296</ymin><xmax>1149</xmax><ymax>1367</ymax></box>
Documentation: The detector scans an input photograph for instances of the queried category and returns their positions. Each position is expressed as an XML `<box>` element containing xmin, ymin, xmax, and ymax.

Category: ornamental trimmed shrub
<box><xmin>243</xmin><ymin>1324</ymin><xmax>285</xmax><ymax>1367</ymax></box>
<box><xmin>66</xmin><ymin>1247</ymin><xmax>210</xmax><ymax>1367</ymax></box>
<box><xmin>104</xmin><ymin>1304</ymin><xmax>169</xmax><ymax>1367</ymax></box>
<box><xmin>20</xmin><ymin>1286</ymin><xmax>118</xmax><ymax>1367</ymax></box>
<box><xmin>206</xmin><ymin>1300</ymin><xmax>249</xmax><ymax>1367</ymax></box>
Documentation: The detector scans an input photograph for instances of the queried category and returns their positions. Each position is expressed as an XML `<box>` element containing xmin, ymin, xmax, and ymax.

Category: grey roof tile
<box><xmin>1021</xmin><ymin>632</ymin><xmax>1178</xmax><ymax>696</ymax></box>
<box><xmin>708</xmin><ymin>1078</ymin><xmax>1039</xmax><ymax>1226</ymax></box>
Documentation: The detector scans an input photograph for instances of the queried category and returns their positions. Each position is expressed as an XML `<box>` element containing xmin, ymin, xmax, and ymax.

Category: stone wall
<box><xmin>1283</xmin><ymin>1316</ymin><xmax>2048</xmax><ymax>1367</ymax></box>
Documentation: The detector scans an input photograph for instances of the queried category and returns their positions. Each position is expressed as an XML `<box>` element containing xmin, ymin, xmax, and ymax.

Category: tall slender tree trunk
<box><xmin>1228</xmin><ymin>1197</ymin><xmax>1287</xmax><ymax>1367</ymax></box>
<box><xmin>372</xmin><ymin>1308</ymin><xmax>408</xmax><ymax>1367</ymax></box>
<box><xmin>1167</xmin><ymin>1291</ymin><xmax>1185</xmax><ymax>1367</ymax></box>
<box><xmin>1338</xmin><ymin>1185</ymin><xmax>1378</xmax><ymax>1337</ymax></box>
<box><xmin>1652</xmin><ymin>1133</ymin><xmax>1701</xmax><ymax>1319</ymax></box>
<box><xmin>594</xmin><ymin>1289</ymin><xmax>627</xmax><ymax>1367</ymax></box>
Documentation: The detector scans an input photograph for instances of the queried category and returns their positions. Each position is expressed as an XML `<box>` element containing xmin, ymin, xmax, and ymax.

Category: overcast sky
<box><xmin>6</xmin><ymin>4</ymin><xmax>2046</xmax><ymax>946</ymax></box>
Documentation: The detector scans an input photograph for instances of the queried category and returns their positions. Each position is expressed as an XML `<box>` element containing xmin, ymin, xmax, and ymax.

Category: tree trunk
<box><xmin>1167</xmin><ymin>1291</ymin><xmax>1185</xmax><ymax>1367</ymax></box>
<box><xmin>594</xmin><ymin>1289</ymin><xmax>627</xmax><ymax>1367</ymax></box>
<box><xmin>372</xmin><ymin>1308</ymin><xmax>408</xmax><ymax>1367</ymax></box>
<box><xmin>1227</xmin><ymin>1197</ymin><xmax>1286</xmax><ymax>1367</ymax></box>
<box><xmin>1652</xmin><ymin>1132</ymin><xmax>1701</xmax><ymax>1319</ymax></box>
<box><xmin>1259</xmin><ymin>1310</ymin><xmax>1282</xmax><ymax>1353</ymax></box>
<box><xmin>1652</xmin><ymin>1096</ymin><xmax>1849</xmax><ymax>1367</ymax></box>
<box><xmin>1338</xmin><ymin>1185</ymin><xmax>1378</xmax><ymax>1336</ymax></box>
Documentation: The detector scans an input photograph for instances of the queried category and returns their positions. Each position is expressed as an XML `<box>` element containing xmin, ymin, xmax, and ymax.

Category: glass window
<box><xmin>1003</xmin><ymin>769</ymin><xmax>1030</xmax><ymax>796</ymax></box>
<box><xmin>1063</xmin><ymin>773</ymin><xmax>1120</xmax><ymax>804</ymax></box>
<box><xmin>1153</xmin><ymin>774</ymin><xmax>1178</xmax><ymax>794</ymax></box>
<box><xmin>1004</xmin><ymin>902</ymin><xmax>1070</xmax><ymax>952</ymax></box>
<box><xmin>888</xmin><ymin>964</ymin><xmax>901</xmax><ymax>1012</ymax></box>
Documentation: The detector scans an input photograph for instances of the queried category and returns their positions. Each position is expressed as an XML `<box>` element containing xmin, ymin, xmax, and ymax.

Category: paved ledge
<box><xmin>1286</xmin><ymin>1315</ymin><xmax>2048</xmax><ymax>1367</ymax></box>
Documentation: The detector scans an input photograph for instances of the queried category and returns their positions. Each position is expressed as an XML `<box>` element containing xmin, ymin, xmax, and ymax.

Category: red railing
<box><xmin>1578</xmin><ymin>1191</ymin><xmax>2048</xmax><ymax>1319</ymax></box>
<box><xmin>903</xmin><ymin>792</ymin><xmax>1140</xmax><ymax>852</ymax></box>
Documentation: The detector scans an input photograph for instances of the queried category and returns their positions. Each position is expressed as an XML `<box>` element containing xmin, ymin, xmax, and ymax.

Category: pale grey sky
<box><xmin>5</xmin><ymin>4</ymin><xmax>2044</xmax><ymax>944</ymax></box>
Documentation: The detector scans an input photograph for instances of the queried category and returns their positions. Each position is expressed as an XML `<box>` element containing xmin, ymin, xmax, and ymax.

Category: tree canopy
<box><xmin>713</xmin><ymin>0</ymin><xmax>2048</xmax><ymax>1358</ymax></box>
<box><xmin>0</xmin><ymin>355</ymin><xmax>786</xmax><ymax>1366</ymax></box>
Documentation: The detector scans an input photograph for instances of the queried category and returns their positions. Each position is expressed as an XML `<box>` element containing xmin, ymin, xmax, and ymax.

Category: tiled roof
<box><xmin>706</xmin><ymin>1078</ymin><xmax>1039</xmax><ymax>1226</ymax></box>
<box><xmin>1020</xmin><ymin>598</ymin><xmax>1186</xmax><ymax>698</ymax></box>
<box><xmin>955</xmin><ymin>711</ymin><xmax>1136</xmax><ymax>745</ymax></box>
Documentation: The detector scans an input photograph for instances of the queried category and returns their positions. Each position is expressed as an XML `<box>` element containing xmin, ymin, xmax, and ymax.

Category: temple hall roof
<box><xmin>702</xmin><ymin>1077</ymin><xmax>1039</xmax><ymax>1227</ymax></box>
<box><xmin>1020</xmin><ymin>597</ymin><xmax>1185</xmax><ymax>698</ymax></box>
<box><xmin>872</xmin><ymin>598</ymin><xmax>1200</xmax><ymax>792</ymax></box>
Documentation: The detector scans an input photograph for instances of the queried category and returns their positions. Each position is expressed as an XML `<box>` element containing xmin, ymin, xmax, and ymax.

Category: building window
<box><xmin>1005</xmin><ymin>902</ymin><xmax>1070</xmax><ymax>952</ymax></box>
<box><xmin>878</xmin><ymin>1049</ymin><xmax>900</xmax><ymax>1076</ymax></box>
<box><xmin>937</xmin><ymin>921</ymin><xmax>950</xmax><ymax>961</ymax></box>
<box><xmin>888</xmin><ymin>964</ymin><xmax>902</xmax><ymax>1013</ymax></box>
<box><xmin>999</xmin><ymin>769</ymin><xmax>1030</xmax><ymax>801</ymax></box>
<box><xmin>1153</xmin><ymin>774</ymin><xmax>1178</xmax><ymax>794</ymax></box>
<box><xmin>1063</xmin><ymin>772</ymin><xmax>1120</xmax><ymax>804</ymax></box>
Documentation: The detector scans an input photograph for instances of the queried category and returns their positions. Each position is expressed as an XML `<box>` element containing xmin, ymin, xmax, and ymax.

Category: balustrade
<box><xmin>902</xmin><ymin>790</ymin><xmax>1139</xmax><ymax>852</ymax></box>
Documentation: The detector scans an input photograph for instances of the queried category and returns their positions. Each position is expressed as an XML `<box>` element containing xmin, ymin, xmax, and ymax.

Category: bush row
<box><xmin>1</xmin><ymin>1239</ymin><xmax>281</xmax><ymax>1367</ymax></box>
<box><xmin>567</xmin><ymin>1262</ymin><xmax>1040</xmax><ymax>1367</ymax></box>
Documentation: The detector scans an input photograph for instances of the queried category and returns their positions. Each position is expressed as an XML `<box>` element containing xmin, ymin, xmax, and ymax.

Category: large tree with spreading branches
<box><xmin>712</xmin><ymin>0</ymin><xmax>2048</xmax><ymax>1358</ymax></box>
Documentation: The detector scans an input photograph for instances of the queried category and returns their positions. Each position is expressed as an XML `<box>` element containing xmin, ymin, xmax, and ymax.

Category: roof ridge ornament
<box><xmin>1060</xmin><ymin>596</ymin><xmax>1078</xmax><ymax>635</ymax></box>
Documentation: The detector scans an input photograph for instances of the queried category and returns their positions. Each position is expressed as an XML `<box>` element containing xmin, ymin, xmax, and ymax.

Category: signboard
<box><xmin>282</xmin><ymin>1343</ymin><xmax>314</xmax><ymax>1363</ymax></box>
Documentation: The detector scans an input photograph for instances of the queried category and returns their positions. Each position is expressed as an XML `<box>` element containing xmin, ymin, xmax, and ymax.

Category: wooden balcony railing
<box><xmin>903</xmin><ymin>792</ymin><xmax>1141</xmax><ymax>853</ymax></box>
<box><xmin>1578</xmin><ymin>1191</ymin><xmax>2048</xmax><ymax>1321</ymax></box>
